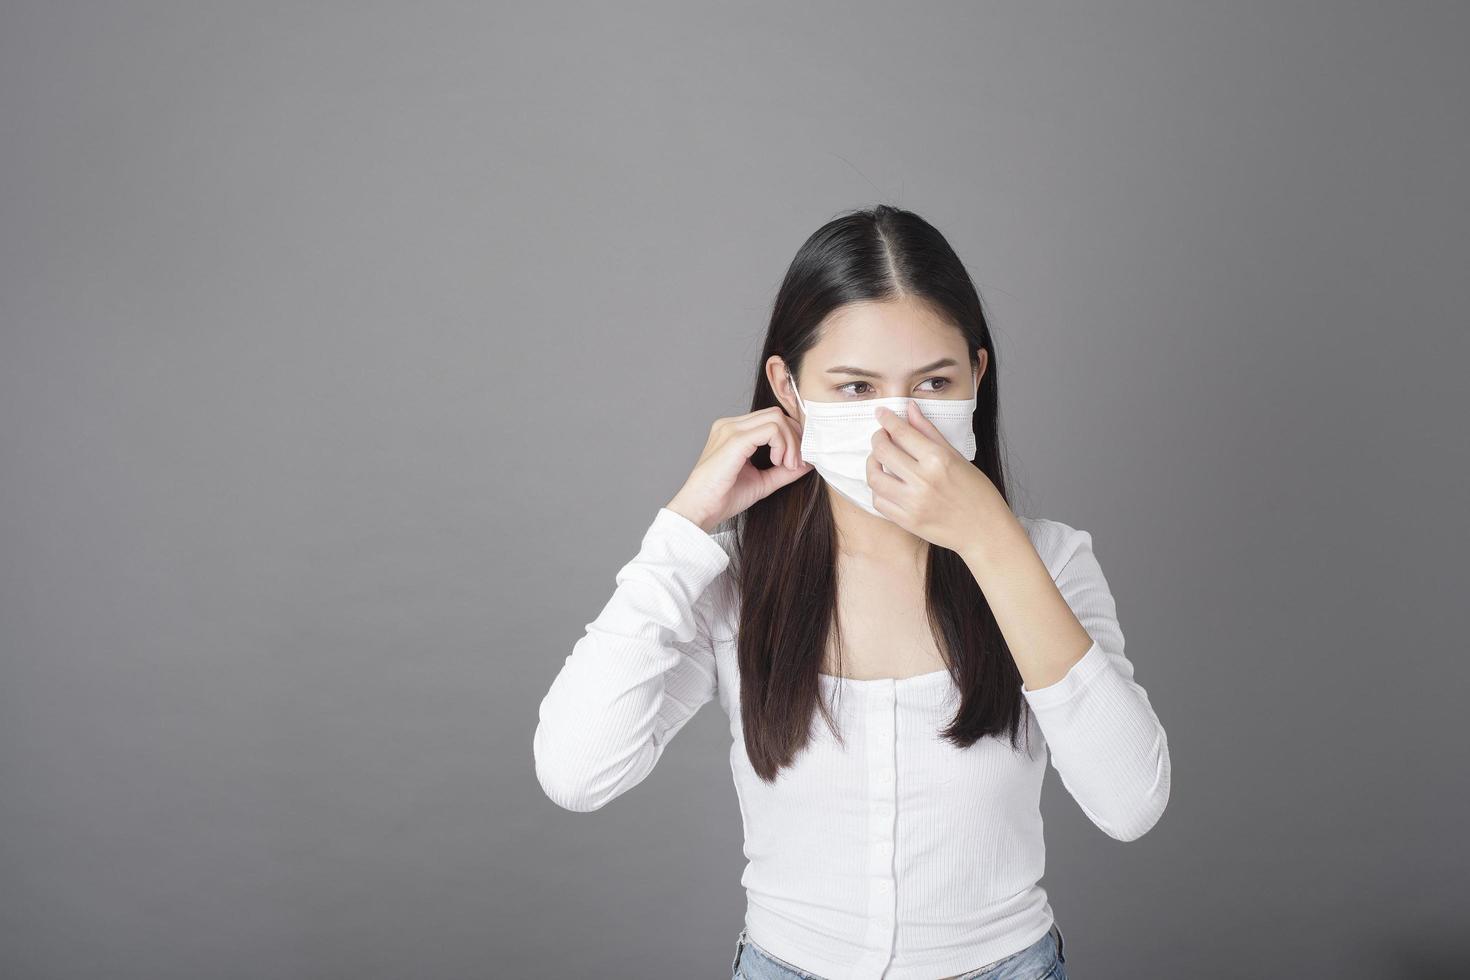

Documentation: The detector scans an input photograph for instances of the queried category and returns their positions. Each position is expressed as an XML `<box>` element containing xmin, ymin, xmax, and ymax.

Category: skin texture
<box><xmin>669</xmin><ymin>296</ymin><xmax>1093</xmax><ymax>689</ymax></box>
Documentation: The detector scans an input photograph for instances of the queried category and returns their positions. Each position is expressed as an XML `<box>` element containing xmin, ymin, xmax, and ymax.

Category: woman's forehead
<box><xmin>810</xmin><ymin>306</ymin><xmax>970</xmax><ymax>371</ymax></box>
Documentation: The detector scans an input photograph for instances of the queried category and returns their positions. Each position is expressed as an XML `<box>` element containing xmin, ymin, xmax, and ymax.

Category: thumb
<box><xmin>761</xmin><ymin>458</ymin><xmax>813</xmax><ymax>493</ymax></box>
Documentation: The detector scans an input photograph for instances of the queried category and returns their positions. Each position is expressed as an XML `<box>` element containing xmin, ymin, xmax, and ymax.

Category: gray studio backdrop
<box><xmin>2</xmin><ymin>3</ymin><xmax>1466</xmax><ymax>978</ymax></box>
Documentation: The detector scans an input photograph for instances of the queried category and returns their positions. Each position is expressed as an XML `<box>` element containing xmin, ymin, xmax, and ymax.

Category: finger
<box><xmin>874</xmin><ymin>404</ymin><xmax>945</xmax><ymax>459</ymax></box>
<box><xmin>730</xmin><ymin>407</ymin><xmax>802</xmax><ymax>469</ymax></box>
<box><xmin>724</xmin><ymin>406</ymin><xmax>788</xmax><ymax>432</ymax></box>
<box><xmin>869</xmin><ymin>484</ymin><xmax>902</xmax><ymax>521</ymax></box>
<box><xmin>760</xmin><ymin>417</ymin><xmax>807</xmax><ymax>470</ymax></box>
<box><xmin>866</xmin><ymin>456</ymin><xmax>909</xmax><ymax>522</ymax></box>
<box><xmin>760</xmin><ymin>416</ymin><xmax>795</xmax><ymax>469</ymax></box>
<box><xmin>866</xmin><ymin>448</ymin><xmax>908</xmax><ymax>503</ymax></box>
<box><xmin>901</xmin><ymin>400</ymin><xmax>946</xmax><ymax>441</ymax></box>
<box><xmin>777</xmin><ymin>413</ymin><xmax>804</xmax><ymax>469</ymax></box>
<box><xmin>727</xmin><ymin>418</ymin><xmax>785</xmax><ymax>466</ymax></box>
<box><xmin>771</xmin><ymin>421</ymin><xmax>796</xmax><ymax>470</ymax></box>
<box><xmin>870</xmin><ymin>428</ymin><xmax>920</xmax><ymax>482</ymax></box>
<box><xmin>761</xmin><ymin>455</ymin><xmax>813</xmax><ymax>493</ymax></box>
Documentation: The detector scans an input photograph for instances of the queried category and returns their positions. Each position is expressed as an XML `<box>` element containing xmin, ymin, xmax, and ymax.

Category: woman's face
<box><xmin>770</xmin><ymin>296</ymin><xmax>987</xmax><ymax>417</ymax></box>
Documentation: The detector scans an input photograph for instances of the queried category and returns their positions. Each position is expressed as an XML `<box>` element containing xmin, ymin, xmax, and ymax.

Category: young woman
<box><xmin>533</xmin><ymin>205</ymin><xmax>1171</xmax><ymax>979</ymax></box>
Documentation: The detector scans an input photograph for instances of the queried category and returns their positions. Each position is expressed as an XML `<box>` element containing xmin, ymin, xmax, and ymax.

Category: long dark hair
<box><xmin>728</xmin><ymin>204</ymin><xmax>1031</xmax><ymax>782</ymax></box>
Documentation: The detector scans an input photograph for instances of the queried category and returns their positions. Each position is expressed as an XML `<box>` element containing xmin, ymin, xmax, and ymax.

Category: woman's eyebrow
<box><xmin>825</xmin><ymin>357</ymin><xmax>958</xmax><ymax>379</ymax></box>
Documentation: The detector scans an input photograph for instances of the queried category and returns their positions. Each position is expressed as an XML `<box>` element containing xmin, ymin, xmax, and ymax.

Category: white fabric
<box><xmin>790</xmin><ymin>371</ymin><xmax>979</xmax><ymax>519</ymax></box>
<box><xmin>533</xmin><ymin>506</ymin><xmax>1171</xmax><ymax>979</ymax></box>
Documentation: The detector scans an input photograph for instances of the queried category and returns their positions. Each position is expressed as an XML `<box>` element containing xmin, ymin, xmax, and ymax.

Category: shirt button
<box><xmin>877</xmin><ymin>880</ymin><xmax>892</xmax><ymax>891</ymax></box>
<box><xmin>878</xmin><ymin>767</ymin><xmax>894</xmax><ymax>781</ymax></box>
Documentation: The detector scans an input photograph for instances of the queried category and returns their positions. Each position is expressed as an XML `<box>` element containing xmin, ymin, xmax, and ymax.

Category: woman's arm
<box><xmin>531</xmin><ymin>506</ymin><xmax>731</xmax><ymax>812</ymax></box>
<box><xmin>962</xmin><ymin>517</ymin><xmax>1172</xmax><ymax>842</ymax></box>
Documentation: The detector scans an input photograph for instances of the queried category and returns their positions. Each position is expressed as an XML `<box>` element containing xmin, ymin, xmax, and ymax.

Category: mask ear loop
<box><xmin>789</xmin><ymin>371</ymin><xmax>806</xmax><ymax>416</ymax></box>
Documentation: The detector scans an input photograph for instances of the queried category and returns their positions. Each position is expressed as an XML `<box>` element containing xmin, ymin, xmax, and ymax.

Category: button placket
<box><xmin>862</xmin><ymin>679</ymin><xmax>899</xmax><ymax>976</ymax></box>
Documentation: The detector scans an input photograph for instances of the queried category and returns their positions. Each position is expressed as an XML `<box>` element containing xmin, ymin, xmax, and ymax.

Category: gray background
<box><xmin>2</xmin><ymin>2</ymin><xmax>1466</xmax><ymax>978</ymax></box>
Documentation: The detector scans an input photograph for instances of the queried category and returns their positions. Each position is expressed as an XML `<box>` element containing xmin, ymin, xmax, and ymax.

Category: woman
<box><xmin>532</xmin><ymin>205</ymin><xmax>1170</xmax><ymax>979</ymax></box>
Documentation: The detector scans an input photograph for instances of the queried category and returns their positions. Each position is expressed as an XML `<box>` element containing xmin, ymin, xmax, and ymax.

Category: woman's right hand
<box><xmin>665</xmin><ymin>408</ymin><xmax>812</xmax><ymax>533</ymax></box>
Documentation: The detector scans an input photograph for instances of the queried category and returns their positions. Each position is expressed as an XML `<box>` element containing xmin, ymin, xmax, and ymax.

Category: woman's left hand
<box><xmin>868</xmin><ymin>402</ymin><xmax>1010</xmax><ymax>556</ymax></box>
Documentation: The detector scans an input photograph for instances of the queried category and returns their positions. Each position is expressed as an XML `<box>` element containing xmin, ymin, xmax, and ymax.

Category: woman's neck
<box><xmin>829</xmin><ymin>490</ymin><xmax>928</xmax><ymax>567</ymax></box>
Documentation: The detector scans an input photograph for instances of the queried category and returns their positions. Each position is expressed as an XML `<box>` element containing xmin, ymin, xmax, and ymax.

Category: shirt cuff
<box><xmin>1020</xmin><ymin>639</ymin><xmax>1113</xmax><ymax>709</ymax></box>
<box><xmin>648</xmin><ymin>506</ymin><xmax>731</xmax><ymax>581</ymax></box>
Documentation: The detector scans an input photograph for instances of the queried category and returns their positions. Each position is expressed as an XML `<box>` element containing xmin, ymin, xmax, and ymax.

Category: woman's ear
<box><xmin>767</xmin><ymin>355</ymin><xmax>800</xmax><ymax>417</ymax></box>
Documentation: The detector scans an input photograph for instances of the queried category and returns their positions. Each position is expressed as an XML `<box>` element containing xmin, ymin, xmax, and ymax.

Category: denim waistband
<box><xmin>732</xmin><ymin>921</ymin><xmax>1064</xmax><ymax>979</ymax></box>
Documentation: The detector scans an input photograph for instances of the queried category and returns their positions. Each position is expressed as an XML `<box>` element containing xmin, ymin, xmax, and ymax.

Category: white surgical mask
<box><xmin>789</xmin><ymin>369</ymin><xmax>979</xmax><ymax>520</ymax></box>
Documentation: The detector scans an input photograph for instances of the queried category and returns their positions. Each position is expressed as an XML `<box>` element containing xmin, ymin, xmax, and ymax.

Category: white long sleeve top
<box><xmin>533</xmin><ymin>506</ymin><xmax>1171</xmax><ymax>980</ymax></box>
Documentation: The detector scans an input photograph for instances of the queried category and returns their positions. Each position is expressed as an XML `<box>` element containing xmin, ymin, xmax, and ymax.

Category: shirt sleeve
<box><xmin>1020</xmin><ymin>523</ymin><xmax>1172</xmax><ymax>841</ymax></box>
<box><xmin>532</xmin><ymin>506</ymin><xmax>732</xmax><ymax>812</ymax></box>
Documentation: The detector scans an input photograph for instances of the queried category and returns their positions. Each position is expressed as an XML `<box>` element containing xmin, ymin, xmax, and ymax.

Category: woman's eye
<box><xmin>837</xmin><ymin>378</ymin><xmax>951</xmax><ymax>397</ymax></box>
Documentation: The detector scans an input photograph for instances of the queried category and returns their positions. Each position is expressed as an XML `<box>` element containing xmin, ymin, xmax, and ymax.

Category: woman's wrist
<box><xmin>665</xmin><ymin>495</ymin><xmax>719</xmax><ymax>534</ymax></box>
<box><xmin>956</xmin><ymin>496</ymin><xmax>1028</xmax><ymax>569</ymax></box>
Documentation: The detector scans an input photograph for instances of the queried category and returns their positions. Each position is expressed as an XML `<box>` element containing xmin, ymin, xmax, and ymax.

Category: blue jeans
<box><xmin>731</xmin><ymin>921</ymin><xmax>1067</xmax><ymax>980</ymax></box>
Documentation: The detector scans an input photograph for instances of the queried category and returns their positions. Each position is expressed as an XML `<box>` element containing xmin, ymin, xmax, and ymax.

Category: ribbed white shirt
<box><xmin>533</xmin><ymin>506</ymin><xmax>1171</xmax><ymax>980</ymax></box>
